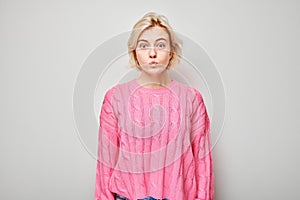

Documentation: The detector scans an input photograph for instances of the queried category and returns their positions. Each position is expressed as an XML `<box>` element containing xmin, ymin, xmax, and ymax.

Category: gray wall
<box><xmin>1</xmin><ymin>0</ymin><xmax>299</xmax><ymax>199</ymax></box>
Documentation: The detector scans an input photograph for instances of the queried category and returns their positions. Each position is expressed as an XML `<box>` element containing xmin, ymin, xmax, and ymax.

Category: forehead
<box><xmin>138</xmin><ymin>26</ymin><xmax>170</xmax><ymax>41</ymax></box>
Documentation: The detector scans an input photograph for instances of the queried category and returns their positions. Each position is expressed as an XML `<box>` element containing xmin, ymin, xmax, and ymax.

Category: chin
<box><xmin>144</xmin><ymin>64</ymin><xmax>167</xmax><ymax>69</ymax></box>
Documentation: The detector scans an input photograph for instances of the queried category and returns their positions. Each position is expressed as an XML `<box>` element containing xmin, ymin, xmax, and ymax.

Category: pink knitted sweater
<box><xmin>95</xmin><ymin>79</ymin><xmax>214</xmax><ymax>200</ymax></box>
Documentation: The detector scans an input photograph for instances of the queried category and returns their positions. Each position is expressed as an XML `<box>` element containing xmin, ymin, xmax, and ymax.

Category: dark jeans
<box><xmin>114</xmin><ymin>193</ymin><xmax>169</xmax><ymax>200</ymax></box>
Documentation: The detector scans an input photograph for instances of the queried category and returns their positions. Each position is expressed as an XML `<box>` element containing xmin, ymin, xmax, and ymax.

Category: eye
<box><xmin>139</xmin><ymin>43</ymin><xmax>148</xmax><ymax>49</ymax></box>
<box><xmin>157</xmin><ymin>43</ymin><xmax>165</xmax><ymax>49</ymax></box>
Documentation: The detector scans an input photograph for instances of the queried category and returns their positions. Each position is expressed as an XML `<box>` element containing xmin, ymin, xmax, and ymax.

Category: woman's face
<box><xmin>135</xmin><ymin>26</ymin><xmax>172</xmax><ymax>75</ymax></box>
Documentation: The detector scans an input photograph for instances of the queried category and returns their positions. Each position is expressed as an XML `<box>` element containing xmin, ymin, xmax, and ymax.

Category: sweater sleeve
<box><xmin>95</xmin><ymin>87</ymin><xmax>119</xmax><ymax>200</ymax></box>
<box><xmin>190</xmin><ymin>89</ymin><xmax>214</xmax><ymax>200</ymax></box>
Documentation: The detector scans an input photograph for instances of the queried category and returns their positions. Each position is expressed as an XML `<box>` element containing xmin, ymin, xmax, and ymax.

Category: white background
<box><xmin>1</xmin><ymin>0</ymin><xmax>299</xmax><ymax>199</ymax></box>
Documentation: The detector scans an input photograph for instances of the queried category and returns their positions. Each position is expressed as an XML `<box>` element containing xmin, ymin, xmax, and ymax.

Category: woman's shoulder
<box><xmin>104</xmin><ymin>79</ymin><xmax>132</xmax><ymax>92</ymax></box>
<box><xmin>173</xmin><ymin>80</ymin><xmax>204</xmax><ymax>100</ymax></box>
<box><xmin>103</xmin><ymin>80</ymin><xmax>135</xmax><ymax>100</ymax></box>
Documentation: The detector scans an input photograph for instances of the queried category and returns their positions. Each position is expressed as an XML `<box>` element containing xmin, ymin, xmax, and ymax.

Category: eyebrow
<box><xmin>137</xmin><ymin>38</ymin><xmax>168</xmax><ymax>43</ymax></box>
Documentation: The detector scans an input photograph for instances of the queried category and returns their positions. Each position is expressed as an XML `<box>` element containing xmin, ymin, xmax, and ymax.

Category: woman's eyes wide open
<box><xmin>138</xmin><ymin>42</ymin><xmax>166</xmax><ymax>49</ymax></box>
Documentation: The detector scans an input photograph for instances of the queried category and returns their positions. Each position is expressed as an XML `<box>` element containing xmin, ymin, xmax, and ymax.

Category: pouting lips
<box><xmin>149</xmin><ymin>61</ymin><xmax>158</xmax><ymax>65</ymax></box>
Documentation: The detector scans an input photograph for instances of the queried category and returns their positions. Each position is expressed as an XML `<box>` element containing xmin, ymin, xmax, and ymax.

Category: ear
<box><xmin>169</xmin><ymin>51</ymin><xmax>173</xmax><ymax>60</ymax></box>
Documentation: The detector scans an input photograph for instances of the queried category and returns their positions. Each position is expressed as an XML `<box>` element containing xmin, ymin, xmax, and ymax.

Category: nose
<box><xmin>149</xmin><ymin>47</ymin><xmax>157</xmax><ymax>58</ymax></box>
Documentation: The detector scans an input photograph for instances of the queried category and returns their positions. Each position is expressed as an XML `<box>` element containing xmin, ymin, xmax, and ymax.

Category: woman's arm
<box><xmin>95</xmin><ymin>87</ymin><xmax>119</xmax><ymax>200</ymax></box>
<box><xmin>190</xmin><ymin>89</ymin><xmax>214</xmax><ymax>200</ymax></box>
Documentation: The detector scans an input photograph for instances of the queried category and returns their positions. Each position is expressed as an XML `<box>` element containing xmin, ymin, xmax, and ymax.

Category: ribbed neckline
<box><xmin>132</xmin><ymin>79</ymin><xmax>176</xmax><ymax>93</ymax></box>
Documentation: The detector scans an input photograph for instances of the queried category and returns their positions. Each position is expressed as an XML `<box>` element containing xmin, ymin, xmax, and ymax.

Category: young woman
<box><xmin>95</xmin><ymin>12</ymin><xmax>214</xmax><ymax>200</ymax></box>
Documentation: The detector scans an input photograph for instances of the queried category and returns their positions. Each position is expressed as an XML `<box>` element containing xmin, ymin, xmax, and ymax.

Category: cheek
<box><xmin>136</xmin><ymin>52</ymin><xmax>147</xmax><ymax>63</ymax></box>
<box><xmin>158</xmin><ymin>51</ymin><xmax>171</xmax><ymax>62</ymax></box>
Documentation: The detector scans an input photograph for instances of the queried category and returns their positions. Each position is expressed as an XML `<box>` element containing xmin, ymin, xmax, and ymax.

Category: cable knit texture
<box><xmin>95</xmin><ymin>79</ymin><xmax>214</xmax><ymax>200</ymax></box>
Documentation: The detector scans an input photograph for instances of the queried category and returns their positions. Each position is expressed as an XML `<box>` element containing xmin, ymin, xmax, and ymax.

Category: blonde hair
<box><xmin>127</xmin><ymin>12</ymin><xmax>182</xmax><ymax>70</ymax></box>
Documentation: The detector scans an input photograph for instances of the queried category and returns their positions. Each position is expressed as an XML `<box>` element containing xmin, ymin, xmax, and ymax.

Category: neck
<box><xmin>137</xmin><ymin>71</ymin><xmax>172</xmax><ymax>88</ymax></box>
